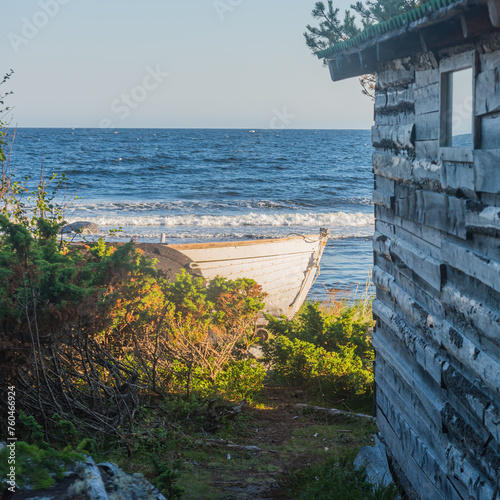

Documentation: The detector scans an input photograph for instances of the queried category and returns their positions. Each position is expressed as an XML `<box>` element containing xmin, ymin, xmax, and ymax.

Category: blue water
<box><xmin>8</xmin><ymin>128</ymin><xmax>374</xmax><ymax>298</ymax></box>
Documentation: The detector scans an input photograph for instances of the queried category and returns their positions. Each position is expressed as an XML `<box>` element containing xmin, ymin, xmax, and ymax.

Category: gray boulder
<box><xmin>354</xmin><ymin>442</ymin><xmax>394</xmax><ymax>490</ymax></box>
<box><xmin>68</xmin><ymin>458</ymin><xmax>167</xmax><ymax>500</ymax></box>
<box><xmin>63</xmin><ymin>221</ymin><xmax>100</xmax><ymax>235</ymax></box>
<box><xmin>15</xmin><ymin>456</ymin><xmax>166</xmax><ymax>500</ymax></box>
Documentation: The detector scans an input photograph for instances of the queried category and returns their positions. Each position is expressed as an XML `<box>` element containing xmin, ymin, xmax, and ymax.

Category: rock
<box><xmin>63</xmin><ymin>221</ymin><xmax>100</xmax><ymax>235</ymax></box>
<box><xmin>248</xmin><ymin>345</ymin><xmax>264</xmax><ymax>359</ymax></box>
<box><xmin>354</xmin><ymin>442</ymin><xmax>394</xmax><ymax>490</ymax></box>
<box><xmin>16</xmin><ymin>458</ymin><xmax>166</xmax><ymax>500</ymax></box>
<box><xmin>68</xmin><ymin>456</ymin><xmax>107</xmax><ymax>500</ymax></box>
<box><xmin>97</xmin><ymin>462</ymin><xmax>167</xmax><ymax>500</ymax></box>
<box><xmin>67</xmin><ymin>458</ymin><xmax>166</xmax><ymax>500</ymax></box>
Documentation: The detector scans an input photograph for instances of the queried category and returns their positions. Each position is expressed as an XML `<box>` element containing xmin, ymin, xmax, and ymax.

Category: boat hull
<box><xmin>169</xmin><ymin>231</ymin><xmax>328</xmax><ymax>319</ymax></box>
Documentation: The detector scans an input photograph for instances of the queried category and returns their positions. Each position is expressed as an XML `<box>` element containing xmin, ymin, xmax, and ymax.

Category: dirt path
<box><xmin>176</xmin><ymin>387</ymin><xmax>376</xmax><ymax>500</ymax></box>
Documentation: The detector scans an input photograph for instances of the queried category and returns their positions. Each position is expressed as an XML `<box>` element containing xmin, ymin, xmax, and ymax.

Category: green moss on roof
<box><xmin>316</xmin><ymin>0</ymin><xmax>460</xmax><ymax>59</ymax></box>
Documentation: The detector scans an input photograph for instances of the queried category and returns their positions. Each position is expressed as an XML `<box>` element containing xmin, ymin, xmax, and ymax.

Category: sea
<box><xmin>9</xmin><ymin>128</ymin><xmax>375</xmax><ymax>301</ymax></box>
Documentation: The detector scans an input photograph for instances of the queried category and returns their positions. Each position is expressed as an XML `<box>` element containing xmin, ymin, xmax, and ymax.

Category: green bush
<box><xmin>0</xmin><ymin>442</ymin><xmax>84</xmax><ymax>492</ymax></box>
<box><xmin>170</xmin><ymin>358</ymin><xmax>266</xmax><ymax>402</ymax></box>
<box><xmin>267</xmin><ymin>301</ymin><xmax>374</xmax><ymax>360</ymax></box>
<box><xmin>263</xmin><ymin>336</ymin><xmax>372</xmax><ymax>397</ymax></box>
<box><xmin>264</xmin><ymin>301</ymin><xmax>374</xmax><ymax>398</ymax></box>
<box><xmin>215</xmin><ymin>359</ymin><xmax>266</xmax><ymax>401</ymax></box>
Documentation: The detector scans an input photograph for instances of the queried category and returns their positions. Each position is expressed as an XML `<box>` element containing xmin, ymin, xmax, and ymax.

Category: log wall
<box><xmin>372</xmin><ymin>33</ymin><xmax>500</xmax><ymax>500</ymax></box>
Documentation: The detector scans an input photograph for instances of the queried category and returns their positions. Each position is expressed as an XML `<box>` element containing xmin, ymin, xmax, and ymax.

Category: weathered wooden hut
<box><xmin>317</xmin><ymin>0</ymin><xmax>500</xmax><ymax>498</ymax></box>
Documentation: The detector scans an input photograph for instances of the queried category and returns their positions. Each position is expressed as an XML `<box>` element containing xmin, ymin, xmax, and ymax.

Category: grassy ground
<box><xmin>95</xmin><ymin>384</ymin><xmax>381</xmax><ymax>500</ymax></box>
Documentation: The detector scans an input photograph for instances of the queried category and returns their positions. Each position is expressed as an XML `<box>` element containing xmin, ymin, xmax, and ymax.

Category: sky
<box><xmin>1</xmin><ymin>0</ymin><xmax>373</xmax><ymax>129</ymax></box>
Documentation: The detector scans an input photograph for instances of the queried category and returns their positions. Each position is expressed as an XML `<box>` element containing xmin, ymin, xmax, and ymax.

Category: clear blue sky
<box><xmin>1</xmin><ymin>0</ymin><xmax>373</xmax><ymax>129</ymax></box>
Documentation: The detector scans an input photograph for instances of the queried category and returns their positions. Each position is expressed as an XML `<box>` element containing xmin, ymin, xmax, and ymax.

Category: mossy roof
<box><xmin>316</xmin><ymin>0</ymin><xmax>463</xmax><ymax>59</ymax></box>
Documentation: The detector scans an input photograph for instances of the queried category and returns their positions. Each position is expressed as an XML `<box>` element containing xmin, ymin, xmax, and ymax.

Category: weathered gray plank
<box><xmin>375</xmin><ymin>220</ymin><xmax>396</xmax><ymax>240</ymax></box>
<box><xmin>393</xmin><ymin>237</ymin><xmax>444</xmax><ymax>291</ymax></box>
<box><xmin>414</xmin><ymin>83</ymin><xmax>440</xmax><ymax>115</ymax></box>
<box><xmin>375</xmin><ymin>91</ymin><xmax>387</xmax><ymax>112</ymax></box>
<box><xmin>439</xmin><ymin>147</ymin><xmax>473</xmax><ymax>163</ymax></box>
<box><xmin>376</xmin><ymin>204</ymin><xmax>445</xmax><ymax>248</ymax></box>
<box><xmin>484</xmin><ymin>405</ymin><xmax>500</xmax><ymax>443</ymax></box>
<box><xmin>465</xmin><ymin>203</ymin><xmax>500</xmax><ymax>237</ymax></box>
<box><xmin>372</xmin><ymin>123</ymin><xmax>415</xmax><ymax>150</ymax></box>
<box><xmin>373</xmin><ymin>323</ymin><xmax>444</xmax><ymax>422</ymax></box>
<box><xmin>442</xmin><ymin>284</ymin><xmax>500</xmax><ymax>349</ymax></box>
<box><xmin>442</xmin><ymin>401</ymin><xmax>500</xmax><ymax>490</ymax></box>
<box><xmin>373</xmin><ymin>289</ymin><xmax>444</xmax><ymax>385</ymax></box>
<box><xmin>376</xmin><ymin>406</ymin><xmax>448</xmax><ymax>500</ymax></box>
<box><xmin>375</xmin><ymin>175</ymin><xmax>395</xmax><ymax>194</ymax></box>
<box><xmin>375</xmin><ymin>111</ymin><xmax>416</xmax><ymax>127</ymax></box>
<box><xmin>373</xmin><ymin>190</ymin><xmax>394</xmax><ymax>210</ymax></box>
<box><xmin>376</xmin><ymin>359</ymin><xmax>445</xmax><ymax>458</ymax></box>
<box><xmin>415</xmin><ymin>139</ymin><xmax>439</xmax><ymax>159</ymax></box>
<box><xmin>386</xmin><ymin>85</ymin><xmax>415</xmax><ymax>110</ymax></box>
<box><xmin>394</xmin><ymin>188</ymin><xmax>468</xmax><ymax>239</ymax></box>
<box><xmin>415</xmin><ymin>111</ymin><xmax>440</xmax><ymax>141</ymax></box>
<box><xmin>475</xmin><ymin>66</ymin><xmax>500</xmax><ymax>116</ymax></box>
<box><xmin>374</xmin><ymin>268</ymin><xmax>441</xmax><ymax>338</ymax></box>
<box><xmin>375</xmin><ymin>340</ymin><xmax>456</xmax><ymax>498</ymax></box>
<box><xmin>372</xmin><ymin>151</ymin><xmax>413</xmax><ymax>181</ymax></box>
<box><xmin>480</xmin><ymin>49</ymin><xmax>500</xmax><ymax>72</ymax></box>
<box><xmin>439</xmin><ymin>318</ymin><xmax>500</xmax><ymax>397</ymax></box>
<box><xmin>442</xmin><ymin>365</ymin><xmax>500</xmax><ymax>456</ymax></box>
<box><xmin>442</xmin><ymin>238</ymin><xmax>500</xmax><ymax>293</ymax></box>
<box><xmin>473</xmin><ymin>149</ymin><xmax>500</xmax><ymax>194</ymax></box>
<box><xmin>412</xmin><ymin>158</ymin><xmax>442</xmax><ymax>182</ymax></box>
<box><xmin>415</xmin><ymin>68</ymin><xmax>439</xmax><ymax>88</ymax></box>
<box><xmin>439</xmin><ymin>50</ymin><xmax>476</xmax><ymax>73</ymax></box>
<box><xmin>373</xmin><ymin>232</ymin><xmax>392</xmax><ymax>261</ymax></box>
<box><xmin>377</xmin><ymin>67</ymin><xmax>415</xmax><ymax>89</ymax></box>
<box><xmin>393</xmin><ymin>224</ymin><xmax>441</xmax><ymax>257</ymax></box>
<box><xmin>446</xmin><ymin>444</ymin><xmax>499</xmax><ymax>500</ymax></box>
<box><xmin>442</xmin><ymin>161</ymin><xmax>474</xmax><ymax>191</ymax></box>
<box><xmin>481</xmin><ymin>112</ymin><xmax>500</xmax><ymax>149</ymax></box>
<box><xmin>391</xmin><ymin>265</ymin><xmax>445</xmax><ymax>319</ymax></box>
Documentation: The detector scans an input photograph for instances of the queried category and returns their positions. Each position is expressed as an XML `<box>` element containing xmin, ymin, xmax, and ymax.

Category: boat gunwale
<box><xmin>168</xmin><ymin>234</ymin><xmax>323</xmax><ymax>251</ymax></box>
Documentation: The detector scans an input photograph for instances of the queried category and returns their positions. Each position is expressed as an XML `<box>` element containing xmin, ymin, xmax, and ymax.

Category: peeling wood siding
<box><xmin>371</xmin><ymin>36</ymin><xmax>500</xmax><ymax>500</ymax></box>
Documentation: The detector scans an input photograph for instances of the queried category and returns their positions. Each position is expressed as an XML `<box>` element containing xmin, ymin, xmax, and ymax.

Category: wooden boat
<box><xmin>169</xmin><ymin>228</ymin><xmax>330</xmax><ymax>321</ymax></box>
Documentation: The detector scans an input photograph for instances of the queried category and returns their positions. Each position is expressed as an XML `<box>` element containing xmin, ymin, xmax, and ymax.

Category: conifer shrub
<box><xmin>264</xmin><ymin>298</ymin><xmax>374</xmax><ymax>398</ymax></box>
<box><xmin>0</xmin><ymin>149</ymin><xmax>267</xmax><ymax>436</ymax></box>
<box><xmin>0</xmin><ymin>442</ymin><xmax>84</xmax><ymax>492</ymax></box>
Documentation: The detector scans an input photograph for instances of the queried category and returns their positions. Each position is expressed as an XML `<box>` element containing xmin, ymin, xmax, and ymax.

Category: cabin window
<box><xmin>439</xmin><ymin>51</ymin><xmax>476</xmax><ymax>162</ymax></box>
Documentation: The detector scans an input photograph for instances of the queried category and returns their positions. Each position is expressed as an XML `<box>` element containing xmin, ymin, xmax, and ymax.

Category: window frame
<box><xmin>439</xmin><ymin>50</ymin><xmax>478</xmax><ymax>163</ymax></box>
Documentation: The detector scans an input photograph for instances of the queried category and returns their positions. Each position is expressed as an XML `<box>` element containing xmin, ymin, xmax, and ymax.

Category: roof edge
<box><xmin>316</xmin><ymin>0</ymin><xmax>471</xmax><ymax>60</ymax></box>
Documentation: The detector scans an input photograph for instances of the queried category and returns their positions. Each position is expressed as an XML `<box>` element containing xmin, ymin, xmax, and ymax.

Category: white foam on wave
<box><xmin>66</xmin><ymin>211</ymin><xmax>374</xmax><ymax>228</ymax></box>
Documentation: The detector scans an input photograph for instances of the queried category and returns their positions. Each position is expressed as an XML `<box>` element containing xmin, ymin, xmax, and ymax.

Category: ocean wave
<box><xmin>69</xmin><ymin>199</ymin><xmax>305</xmax><ymax>212</ymax></box>
<box><xmin>69</xmin><ymin>197</ymin><xmax>371</xmax><ymax>213</ymax></box>
<box><xmin>66</xmin><ymin>211</ymin><xmax>374</xmax><ymax>228</ymax></box>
